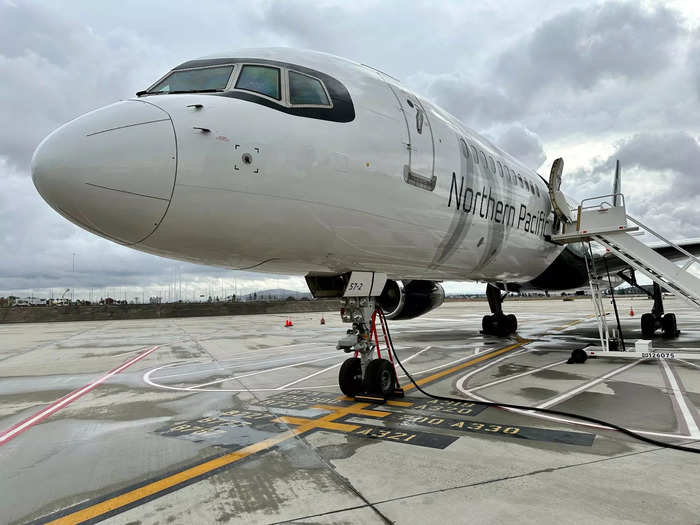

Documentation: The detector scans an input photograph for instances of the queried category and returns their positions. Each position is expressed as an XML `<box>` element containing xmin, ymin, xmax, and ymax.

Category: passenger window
<box><xmin>479</xmin><ymin>150</ymin><xmax>487</xmax><ymax>168</ymax></box>
<box><xmin>289</xmin><ymin>70</ymin><xmax>330</xmax><ymax>106</ymax></box>
<box><xmin>488</xmin><ymin>156</ymin><xmax>496</xmax><ymax>174</ymax></box>
<box><xmin>536</xmin><ymin>186</ymin><xmax>540</xmax><ymax>197</ymax></box>
<box><xmin>471</xmin><ymin>145</ymin><xmax>479</xmax><ymax>163</ymax></box>
<box><xmin>235</xmin><ymin>65</ymin><xmax>281</xmax><ymax>100</ymax></box>
<box><xmin>497</xmin><ymin>161</ymin><xmax>503</xmax><ymax>177</ymax></box>
<box><xmin>518</xmin><ymin>175</ymin><xmax>523</xmax><ymax>187</ymax></box>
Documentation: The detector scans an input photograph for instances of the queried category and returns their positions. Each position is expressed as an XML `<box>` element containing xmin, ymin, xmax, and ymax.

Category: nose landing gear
<box><xmin>481</xmin><ymin>283</ymin><xmax>518</xmax><ymax>337</ymax></box>
<box><xmin>337</xmin><ymin>296</ymin><xmax>403</xmax><ymax>402</ymax></box>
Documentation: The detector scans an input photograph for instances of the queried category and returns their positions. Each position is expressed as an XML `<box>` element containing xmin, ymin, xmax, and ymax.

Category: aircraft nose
<box><xmin>31</xmin><ymin>100</ymin><xmax>176</xmax><ymax>244</ymax></box>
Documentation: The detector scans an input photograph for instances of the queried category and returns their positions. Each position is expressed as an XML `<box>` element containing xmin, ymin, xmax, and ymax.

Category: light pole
<box><xmin>71</xmin><ymin>253</ymin><xmax>77</xmax><ymax>302</ymax></box>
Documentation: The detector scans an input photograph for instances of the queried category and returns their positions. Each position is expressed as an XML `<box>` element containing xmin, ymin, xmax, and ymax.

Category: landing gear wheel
<box><xmin>662</xmin><ymin>313</ymin><xmax>678</xmax><ymax>339</ymax></box>
<box><xmin>482</xmin><ymin>314</ymin><xmax>516</xmax><ymax>337</ymax></box>
<box><xmin>363</xmin><ymin>358</ymin><xmax>396</xmax><ymax>397</ymax></box>
<box><xmin>568</xmin><ymin>348</ymin><xmax>588</xmax><ymax>364</ymax></box>
<box><xmin>640</xmin><ymin>313</ymin><xmax>655</xmax><ymax>339</ymax></box>
<box><xmin>506</xmin><ymin>314</ymin><xmax>517</xmax><ymax>334</ymax></box>
<box><xmin>338</xmin><ymin>357</ymin><xmax>363</xmax><ymax>397</ymax></box>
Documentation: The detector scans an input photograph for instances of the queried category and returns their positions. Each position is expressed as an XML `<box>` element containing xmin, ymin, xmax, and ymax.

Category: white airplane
<box><xmin>31</xmin><ymin>48</ymin><xmax>699</xmax><ymax>397</ymax></box>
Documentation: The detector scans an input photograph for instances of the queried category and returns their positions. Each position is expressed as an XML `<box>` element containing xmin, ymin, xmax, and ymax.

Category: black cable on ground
<box><xmin>603</xmin><ymin>256</ymin><xmax>626</xmax><ymax>352</ymax></box>
<box><xmin>378</xmin><ymin>309</ymin><xmax>700</xmax><ymax>454</ymax></box>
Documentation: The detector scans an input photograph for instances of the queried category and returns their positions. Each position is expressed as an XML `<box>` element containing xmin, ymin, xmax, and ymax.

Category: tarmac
<box><xmin>1</xmin><ymin>297</ymin><xmax>699</xmax><ymax>524</ymax></box>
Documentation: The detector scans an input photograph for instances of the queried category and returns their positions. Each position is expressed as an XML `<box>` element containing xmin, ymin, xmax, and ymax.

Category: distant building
<box><xmin>14</xmin><ymin>297</ymin><xmax>48</xmax><ymax>306</ymax></box>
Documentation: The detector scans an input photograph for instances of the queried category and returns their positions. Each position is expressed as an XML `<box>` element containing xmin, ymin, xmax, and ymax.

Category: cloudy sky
<box><xmin>2</xmin><ymin>0</ymin><xmax>699</xmax><ymax>301</ymax></box>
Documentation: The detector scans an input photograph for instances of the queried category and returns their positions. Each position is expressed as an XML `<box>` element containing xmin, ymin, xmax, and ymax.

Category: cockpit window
<box><xmin>148</xmin><ymin>66</ymin><xmax>234</xmax><ymax>94</ymax></box>
<box><xmin>235</xmin><ymin>65</ymin><xmax>281</xmax><ymax>100</ymax></box>
<box><xmin>289</xmin><ymin>70</ymin><xmax>331</xmax><ymax>106</ymax></box>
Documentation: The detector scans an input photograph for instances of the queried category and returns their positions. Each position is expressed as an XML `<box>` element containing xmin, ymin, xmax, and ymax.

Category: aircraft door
<box><xmin>391</xmin><ymin>87</ymin><xmax>436</xmax><ymax>190</ymax></box>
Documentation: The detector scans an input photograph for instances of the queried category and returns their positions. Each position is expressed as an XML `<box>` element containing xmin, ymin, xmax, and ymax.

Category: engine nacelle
<box><xmin>378</xmin><ymin>280</ymin><xmax>445</xmax><ymax>320</ymax></box>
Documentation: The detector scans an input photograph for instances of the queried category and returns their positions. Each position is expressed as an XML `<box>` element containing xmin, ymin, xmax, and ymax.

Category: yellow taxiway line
<box><xmin>402</xmin><ymin>341</ymin><xmax>524</xmax><ymax>391</ymax></box>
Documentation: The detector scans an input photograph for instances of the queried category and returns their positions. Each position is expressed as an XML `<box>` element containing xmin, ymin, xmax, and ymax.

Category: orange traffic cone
<box><xmin>284</xmin><ymin>318</ymin><xmax>292</xmax><ymax>327</ymax></box>
<box><xmin>629</xmin><ymin>305</ymin><xmax>635</xmax><ymax>316</ymax></box>
<box><xmin>320</xmin><ymin>316</ymin><xmax>326</xmax><ymax>325</ymax></box>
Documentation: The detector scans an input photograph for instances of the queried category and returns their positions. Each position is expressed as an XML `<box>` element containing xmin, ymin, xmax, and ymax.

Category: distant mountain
<box><xmin>243</xmin><ymin>288</ymin><xmax>312</xmax><ymax>300</ymax></box>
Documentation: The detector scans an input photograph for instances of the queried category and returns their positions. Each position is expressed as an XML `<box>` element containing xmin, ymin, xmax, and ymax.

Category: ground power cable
<box><xmin>379</xmin><ymin>309</ymin><xmax>700</xmax><ymax>454</ymax></box>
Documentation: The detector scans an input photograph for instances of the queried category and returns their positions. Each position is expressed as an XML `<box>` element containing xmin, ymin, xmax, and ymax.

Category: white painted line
<box><xmin>465</xmin><ymin>359</ymin><xmax>569</xmax><ymax>393</ymax></box>
<box><xmin>454</xmin><ymin>348</ymin><xmax>529</xmax><ymax>392</ymax></box>
<box><xmin>675</xmin><ymin>358</ymin><xmax>700</xmax><ymax>370</ymax></box>
<box><xmin>659</xmin><ymin>359</ymin><xmax>700</xmax><ymax>438</ymax></box>
<box><xmin>537</xmin><ymin>360</ymin><xmax>644</xmax><ymax>409</ymax></box>
<box><xmin>401</xmin><ymin>345</ymin><xmax>432</xmax><ymax>363</ymax></box>
<box><xmin>397</xmin><ymin>344</ymin><xmax>505</xmax><ymax>379</ymax></box>
<box><xmin>189</xmin><ymin>354</ymin><xmax>339</xmax><ymax>389</ymax></box>
<box><xmin>462</xmin><ymin>387</ymin><xmax>698</xmax><ymax>440</ymax></box>
<box><xmin>152</xmin><ymin>350</ymin><xmax>338</xmax><ymax>380</ymax></box>
<box><xmin>0</xmin><ymin>346</ymin><xmax>159</xmax><ymax>445</ymax></box>
<box><xmin>396</xmin><ymin>354</ymin><xmax>476</xmax><ymax>379</ymax></box>
<box><xmin>275</xmin><ymin>361</ymin><xmax>344</xmax><ymax>390</ymax></box>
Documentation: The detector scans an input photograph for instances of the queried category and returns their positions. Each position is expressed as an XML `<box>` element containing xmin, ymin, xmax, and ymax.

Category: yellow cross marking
<box><xmin>273</xmin><ymin>402</ymin><xmax>391</xmax><ymax>432</ymax></box>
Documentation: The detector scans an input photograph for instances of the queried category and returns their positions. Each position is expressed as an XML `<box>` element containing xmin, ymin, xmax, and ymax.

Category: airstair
<box><xmin>550</xmin><ymin>192</ymin><xmax>700</xmax><ymax>360</ymax></box>
<box><xmin>552</xmin><ymin>194</ymin><xmax>700</xmax><ymax>308</ymax></box>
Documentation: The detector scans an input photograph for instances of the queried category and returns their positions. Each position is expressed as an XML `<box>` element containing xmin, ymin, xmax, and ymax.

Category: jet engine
<box><xmin>378</xmin><ymin>280</ymin><xmax>445</xmax><ymax>320</ymax></box>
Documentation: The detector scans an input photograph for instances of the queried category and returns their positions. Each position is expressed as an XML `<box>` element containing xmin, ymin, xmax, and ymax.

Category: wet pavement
<box><xmin>1</xmin><ymin>297</ymin><xmax>700</xmax><ymax>524</ymax></box>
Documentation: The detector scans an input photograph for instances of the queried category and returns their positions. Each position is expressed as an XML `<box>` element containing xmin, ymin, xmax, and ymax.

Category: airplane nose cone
<box><xmin>31</xmin><ymin>100</ymin><xmax>176</xmax><ymax>244</ymax></box>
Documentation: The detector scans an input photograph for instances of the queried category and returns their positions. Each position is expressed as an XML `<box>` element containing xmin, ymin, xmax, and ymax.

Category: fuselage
<box><xmin>32</xmin><ymin>48</ymin><xmax>581</xmax><ymax>288</ymax></box>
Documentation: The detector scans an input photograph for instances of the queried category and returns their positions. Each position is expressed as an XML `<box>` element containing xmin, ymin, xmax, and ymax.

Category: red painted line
<box><xmin>0</xmin><ymin>345</ymin><xmax>159</xmax><ymax>446</ymax></box>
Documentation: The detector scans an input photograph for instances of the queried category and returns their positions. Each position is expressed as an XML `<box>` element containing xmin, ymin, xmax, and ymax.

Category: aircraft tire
<box><xmin>338</xmin><ymin>357</ymin><xmax>363</xmax><ymax>397</ymax></box>
<box><xmin>363</xmin><ymin>358</ymin><xmax>396</xmax><ymax>396</ymax></box>
<box><xmin>506</xmin><ymin>314</ymin><xmax>517</xmax><ymax>334</ymax></box>
<box><xmin>569</xmin><ymin>348</ymin><xmax>588</xmax><ymax>364</ymax></box>
<box><xmin>640</xmin><ymin>313</ymin><xmax>655</xmax><ymax>339</ymax></box>
<box><xmin>482</xmin><ymin>315</ymin><xmax>493</xmax><ymax>334</ymax></box>
<box><xmin>662</xmin><ymin>313</ymin><xmax>678</xmax><ymax>339</ymax></box>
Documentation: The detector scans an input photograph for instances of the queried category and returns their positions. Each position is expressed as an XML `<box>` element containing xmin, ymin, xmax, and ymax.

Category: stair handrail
<box><xmin>625</xmin><ymin>214</ymin><xmax>700</xmax><ymax>270</ymax></box>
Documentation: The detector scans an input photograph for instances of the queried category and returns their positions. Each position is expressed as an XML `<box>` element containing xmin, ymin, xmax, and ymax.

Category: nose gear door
<box><xmin>388</xmin><ymin>86</ymin><xmax>436</xmax><ymax>191</ymax></box>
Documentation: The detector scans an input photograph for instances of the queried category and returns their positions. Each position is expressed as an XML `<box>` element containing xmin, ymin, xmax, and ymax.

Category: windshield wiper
<box><xmin>168</xmin><ymin>89</ymin><xmax>224</xmax><ymax>94</ymax></box>
<box><xmin>136</xmin><ymin>88</ymin><xmax>224</xmax><ymax>97</ymax></box>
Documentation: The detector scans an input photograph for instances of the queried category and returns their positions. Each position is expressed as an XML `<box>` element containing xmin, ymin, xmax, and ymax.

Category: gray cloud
<box><xmin>420</xmin><ymin>2</ymin><xmax>696</xmax><ymax>143</ymax></box>
<box><xmin>566</xmin><ymin>131</ymin><xmax>700</xmax><ymax>236</ymax></box>
<box><xmin>423</xmin><ymin>74</ymin><xmax>522</xmax><ymax>131</ymax></box>
<box><xmin>689</xmin><ymin>29</ymin><xmax>700</xmax><ymax>100</ymax></box>
<box><xmin>0</xmin><ymin>3</ymin><xmax>169</xmax><ymax>170</ymax></box>
<box><xmin>494</xmin><ymin>125</ymin><xmax>547</xmax><ymax>170</ymax></box>
<box><xmin>496</xmin><ymin>2</ymin><xmax>684</xmax><ymax>96</ymax></box>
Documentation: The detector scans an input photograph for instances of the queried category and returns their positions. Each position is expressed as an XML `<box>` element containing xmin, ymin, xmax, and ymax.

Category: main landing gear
<box><xmin>639</xmin><ymin>282</ymin><xmax>679</xmax><ymax>339</ymax></box>
<box><xmin>336</xmin><ymin>297</ymin><xmax>403</xmax><ymax>402</ymax></box>
<box><xmin>618</xmin><ymin>271</ymin><xmax>679</xmax><ymax>339</ymax></box>
<box><xmin>481</xmin><ymin>283</ymin><xmax>518</xmax><ymax>337</ymax></box>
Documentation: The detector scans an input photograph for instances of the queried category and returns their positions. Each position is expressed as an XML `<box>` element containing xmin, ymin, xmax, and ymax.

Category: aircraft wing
<box><xmin>601</xmin><ymin>238</ymin><xmax>700</xmax><ymax>273</ymax></box>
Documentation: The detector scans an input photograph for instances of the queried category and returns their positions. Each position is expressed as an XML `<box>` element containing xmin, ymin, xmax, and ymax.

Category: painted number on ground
<box><xmin>349</xmin><ymin>424</ymin><xmax>457</xmax><ymax>449</ymax></box>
